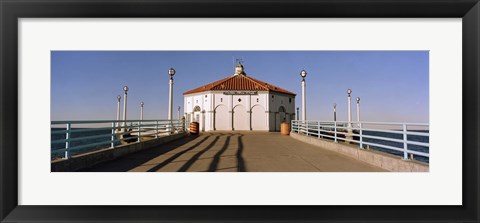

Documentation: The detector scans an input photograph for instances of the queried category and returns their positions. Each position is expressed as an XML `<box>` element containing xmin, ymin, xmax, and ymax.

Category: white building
<box><xmin>183</xmin><ymin>64</ymin><xmax>296</xmax><ymax>132</ymax></box>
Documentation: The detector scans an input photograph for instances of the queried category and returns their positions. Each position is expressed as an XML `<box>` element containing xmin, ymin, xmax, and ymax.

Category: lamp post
<box><xmin>140</xmin><ymin>101</ymin><xmax>144</xmax><ymax>121</ymax></box>
<box><xmin>356</xmin><ymin>97</ymin><xmax>361</xmax><ymax>127</ymax></box>
<box><xmin>177</xmin><ymin>106</ymin><xmax>181</xmax><ymax>120</ymax></box>
<box><xmin>347</xmin><ymin>89</ymin><xmax>353</xmax><ymax>141</ymax></box>
<box><xmin>347</xmin><ymin>89</ymin><xmax>352</xmax><ymax>127</ymax></box>
<box><xmin>333</xmin><ymin>103</ymin><xmax>337</xmax><ymax>122</ymax></box>
<box><xmin>300</xmin><ymin>69</ymin><xmax>307</xmax><ymax>121</ymax></box>
<box><xmin>122</xmin><ymin>86</ymin><xmax>129</xmax><ymax>131</ymax></box>
<box><xmin>296</xmin><ymin>107</ymin><xmax>299</xmax><ymax>120</ymax></box>
<box><xmin>116</xmin><ymin>95</ymin><xmax>121</xmax><ymax>129</ymax></box>
<box><xmin>168</xmin><ymin>68</ymin><xmax>176</xmax><ymax>133</ymax></box>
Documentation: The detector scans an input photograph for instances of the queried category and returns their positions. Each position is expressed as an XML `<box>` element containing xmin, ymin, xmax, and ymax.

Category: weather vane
<box><xmin>234</xmin><ymin>57</ymin><xmax>244</xmax><ymax>65</ymax></box>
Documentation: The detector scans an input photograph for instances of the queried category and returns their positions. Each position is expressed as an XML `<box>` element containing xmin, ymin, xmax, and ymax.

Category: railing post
<box><xmin>155</xmin><ymin>120</ymin><xmax>159</xmax><ymax>138</ymax></box>
<box><xmin>402</xmin><ymin>124</ymin><xmax>408</xmax><ymax>160</ymax></box>
<box><xmin>334</xmin><ymin>121</ymin><xmax>337</xmax><ymax>143</ymax></box>
<box><xmin>182</xmin><ymin>117</ymin><xmax>186</xmax><ymax>133</ymax></box>
<box><xmin>65</xmin><ymin>123</ymin><xmax>71</xmax><ymax>159</ymax></box>
<box><xmin>111</xmin><ymin>122</ymin><xmax>115</xmax><ymax>148</ymax></box>
<box><xmin>138</xmin><ymin>121</ymin><xmax>141</xmax><ymax>142</ymax></box>
<box><xmin>306</xmin><ymin>121</ymin><xmax>309</xmax><ymax>136</ymax></box>
<box><xmin>317</xmin><ymin>121</ymin><xmax>320</xmax><ymax>139</ymax></box>
<box><xmin>359</xmin><ymin>122</ymin><xmax>363</xmax><ymax>149</ymax></box>
<box><xmin>172</xmin><ymin>120</ymin><xmax>176</xmax><ymax>133</ymax></box>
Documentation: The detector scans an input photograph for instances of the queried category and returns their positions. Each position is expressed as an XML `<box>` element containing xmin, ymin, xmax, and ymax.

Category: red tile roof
<box><xmin>183</xmin><ymin>74</ymin><xmax>296</xmax><ymax>95</ymax></box>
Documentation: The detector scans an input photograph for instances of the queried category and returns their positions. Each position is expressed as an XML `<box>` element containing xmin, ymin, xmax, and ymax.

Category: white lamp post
<box><xmin>140</xmin><ymin>101</ymin><xmax>144</xmax><ymax>120</ymax></box>
<box><xmin>168</xmin><ymin>68</ymin><xmax>176</xmax><ymax>133</ymax></box>
<box><xmin>347</xmin><ymin>89</ymin><xmax>353</xmax><ymax>141</ymax></box>
<box><xmin>300</xmin><ymin>69</ymin><xmax>307</xmax><ymax>121</ymax></box>
<box><xmin>356</xmin><ymin>97</ymin><xmax>361</xmax><ymax>127</ymax></box>
<box><xmin>177</xmin><ymin>106</ymin><xmax>181</xmax><ymax>120</ymax></box>
<box><xmin>347</xmin><ymin>89</ymin><xmax>352</xmax><ymax>127</ymax></box>
<box><xmin>122</xmin><ymin>86</ymin><xmax>129</xmax><ymax>130</ymax></box>
<box><xmin>116</xmin><ymin>95</ymin><xmax>121</xmax><ymax>128</ymax></box>
<box><xmin>333</xmin><ymin>103</ymin><xmax>337</xmax><ymax>122</ymax></box>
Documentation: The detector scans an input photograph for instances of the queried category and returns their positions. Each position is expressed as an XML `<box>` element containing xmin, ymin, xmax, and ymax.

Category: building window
<box><xmin>196</xmin><ymin>100</ymin><xmax>198</xmax><ymax>104</ymax></box>
<box><xmin>205</xmin><ymin>95</ymin><xmax>207</xmax><ymax>98</ymax></box>
<box><xmin>238</xmin><ymin>98</ymin><xmax>241</xmax><ymax>102</ymax></box>
<box><xmin>289</xmin><ymin>98</ymin><xmax>292</xmax><ymax>103</ymax></box>
<box><xmin>272</xmin><ymin>95</ymin><xmax>274</xmax><ymax>98</ymax></box>
<box><xmin>220</xmin><ymin>98</ymin><xmax>223</xmax><ymax>102</ymax></box>
<box><xmin>281</xmin><ymin>100</ymin><xmax>283</xmax><ymax>104</ymax></box>
<box><xmin>256</xmin><ymin>98</ymin><xmax>259</xmax><ymax>103</ymax></box>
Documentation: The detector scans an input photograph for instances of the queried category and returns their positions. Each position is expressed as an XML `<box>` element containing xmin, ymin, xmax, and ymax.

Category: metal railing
<box><xmin>291</xmin><ymin>120</ymin><xmax>429</xmax><ymax>162</ymax></box>
<box><xmin>51</xmin><ymin>119</ymin><xmax>184</xmax><ymax>159</ymax></box>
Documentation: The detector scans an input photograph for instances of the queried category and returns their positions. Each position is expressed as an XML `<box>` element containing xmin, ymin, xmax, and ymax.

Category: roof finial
<box><xmin>234</xmin><ymin>58</ymin><xmax>246</xmax><ymax>76</ymax></box>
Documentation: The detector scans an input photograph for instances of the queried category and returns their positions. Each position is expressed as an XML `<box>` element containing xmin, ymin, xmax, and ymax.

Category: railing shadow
<box><xmin>177</xmin><ymin>134</ymin><xmax>225</xmax><ymax>172</ymax></box>
<box><xmin>237</xmin><ymin>134</ymin><xmax>247</xmax><ymax>172</ymax></box>
<box><xmin>83</xmin><ymin>132</ymin><xmax>249</xmax><ymax>172</ymax></box>
<box><xmin>81</xmin><ymin>135</ymin><xmax>207</xmax><ymax>172</ymax></box>
<box><xmin>147</xmin><ymin>135</ymin><xmax>214</xmax><ymax>172</ymax></box>
<box><xmin>207</xmin><ymin>134</ymin><xmax>233</xmax><ymax>172</ymax></box>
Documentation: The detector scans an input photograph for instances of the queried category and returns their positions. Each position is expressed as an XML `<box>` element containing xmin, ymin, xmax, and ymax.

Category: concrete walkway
<box><xmin>84</xmin><ymin>132</ymin><xmax>386</xmax><ymax>172</ymax></box>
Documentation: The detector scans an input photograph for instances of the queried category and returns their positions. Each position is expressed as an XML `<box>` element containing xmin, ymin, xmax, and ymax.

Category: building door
<box><xmin>201</xmin><ymin>111</ymin><xmax>205</xmax><ymax>132</ymax></box>
<box><xmin>275</xmin><ymin>106</ymin><xmax>286</xmax><ymax>131</ymax></box>
<box><xmin>251</xmin><ymin>105</ymin><xmax>267</xmax><ymax>130</ymax></box>
<box><xmin>192</xmin><ymin>106</ymin><xmax>202</xmax><ymax>130</ymax></box>
<box><xmin>233</xmin><ymin>105</ymin><xmax>249</xmax><ymax>130</ymax></box>
<box><xmin>214</xmin><ymin>105</ymin><xmax>229</xmax><ymax>130</ymax></box>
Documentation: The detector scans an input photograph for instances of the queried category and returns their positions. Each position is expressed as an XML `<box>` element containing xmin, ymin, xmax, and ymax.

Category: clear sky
<box><xmin>51</xmin><ymin>51</ymin><xmax>429</xmax><ymax>123</ymax></box>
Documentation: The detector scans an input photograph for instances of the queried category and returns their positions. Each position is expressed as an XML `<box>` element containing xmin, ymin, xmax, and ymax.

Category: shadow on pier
<box><xmin>82</xmin><ymin>133</ymin><xmax>247</xmax><ymax>172</ymax></box>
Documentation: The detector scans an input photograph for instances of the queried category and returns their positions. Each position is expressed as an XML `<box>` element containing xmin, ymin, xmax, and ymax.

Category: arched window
<box><xmin>193</xmin><ymin>106</ymin><xmax>201</xmax><ymax>112</ymax></box>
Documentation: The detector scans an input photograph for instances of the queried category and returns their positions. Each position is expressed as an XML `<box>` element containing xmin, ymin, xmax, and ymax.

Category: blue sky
<box><xmin>51</xmin><ymin>51</ymin><xmax>429</xmax><ymax>123</ymax></box>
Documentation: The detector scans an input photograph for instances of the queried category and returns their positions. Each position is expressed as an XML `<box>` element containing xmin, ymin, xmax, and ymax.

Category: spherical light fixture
<box><xmin>333</xmin><ymin>103</ymin><xmax>337</xmax><ymax>108</ymax></box>
<box><xmin>117</xmin><ymin>95</ymin><xmax>121</xmax><ymax>101</ymax></box>
<box><xmin>356</xmin><ymin>97</ymin><xmax>360</xmax><ymax>103</ymax></box>
<box><xmin>140</xmin><ymin>101</ymin><xmax>144</xmax><ymax>107</ymax></box>
<box><xmin>168</xmin><ymin>68</ymin><xmax>176</xmax><ymax>77</ymax></box>
<box><xmin>300</xmin><ymin>69</ymin><xmax>307</xmax><ymax>79</ymax></box>
<box><xmin>123</xmin><ymin>86</ymin><xmax>129</xmax><ymax>93</ymax></box>
<box><xmin>347</xmin><ymin>88</ymin><xmax>352</xmax><ymax>96</ymax></box>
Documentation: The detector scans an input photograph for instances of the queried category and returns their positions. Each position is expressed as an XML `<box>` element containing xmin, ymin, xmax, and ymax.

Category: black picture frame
<box><xmin>1</xmin><ymin>0</ymin><xmax>479</xmax><ymax>222</ymax></box>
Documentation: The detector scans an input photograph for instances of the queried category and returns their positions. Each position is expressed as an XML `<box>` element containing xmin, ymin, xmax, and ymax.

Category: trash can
<box><xmin>189</xmin><ymin>122</ymin><xmax>199</xmax><ymax>135</ymax></box>
<box><xmin>281</xmin><ymin>122</ymin><xmax>290</xmax><ymax>135</ymax></box>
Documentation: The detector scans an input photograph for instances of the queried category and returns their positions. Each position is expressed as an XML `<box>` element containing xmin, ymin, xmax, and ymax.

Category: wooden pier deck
<box><xmin>83</xmin><ymin>132</ymin><xmax>386</xmax><ymax>172</ymax></box>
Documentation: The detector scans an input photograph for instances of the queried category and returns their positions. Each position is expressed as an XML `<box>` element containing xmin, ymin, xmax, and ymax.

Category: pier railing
<box><xmin>51</xmin><ymin>119</ymin><xmax>184</xmax><ymax>159</ymax></box>
<box><xmin>291</xmin><ymin>120</ymin><xmax>429</xmax><ymax>162</ymax></box>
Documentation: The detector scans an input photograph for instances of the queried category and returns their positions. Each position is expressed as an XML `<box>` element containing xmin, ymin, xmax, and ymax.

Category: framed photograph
<box><xmin>1</xmin><ymin>0</ymin><xmax>479</xmax><ymax>222</ymax></box>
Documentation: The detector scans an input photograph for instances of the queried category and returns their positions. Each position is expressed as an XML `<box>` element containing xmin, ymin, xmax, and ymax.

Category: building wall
<box><xmin>184</xmin><ymin>92</ymin><xmax>212</xmax><ymax>131</ymax></box>
<box><xmin>185</xmin><ymin>91</ymin><xmax>294</xmax><ymax>132</ymax></box>
<box><xmin>268</xmin><ymin>92</ymin><xmax>296</xmax><ymax>131</ymax></box>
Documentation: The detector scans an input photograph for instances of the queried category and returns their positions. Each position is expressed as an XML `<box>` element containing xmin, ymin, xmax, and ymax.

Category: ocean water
<box><xmin>362</xmin><ymin>130</ymin><xmax>429</xmax><ymax>163</ymax></box>
<box><xmin>51</xmin><ymin>128</ymin><xmax>121</xmax><ymax>159</ymax></box>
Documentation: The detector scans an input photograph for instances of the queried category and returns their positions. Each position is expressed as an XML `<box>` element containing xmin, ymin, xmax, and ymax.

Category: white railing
<box><xmin>291</xmin><ymin>120</ymin><xmax>429</xmax><ymax>161</ymax></box>
<box><xmin>51</xmin><ymin>119</ymin><xmax>184</xmax><ymax>159</ymax></box>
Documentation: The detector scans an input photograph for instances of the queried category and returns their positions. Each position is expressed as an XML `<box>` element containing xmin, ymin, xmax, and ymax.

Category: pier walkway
<box><xmin>84</xmin><ymin>132</ymin><xmax>386</xmax><ymax>172</ymax></box>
